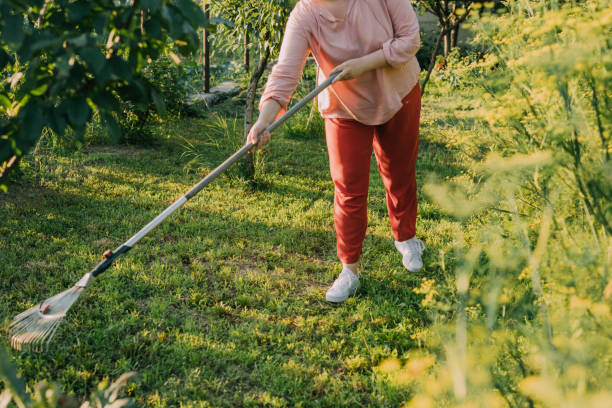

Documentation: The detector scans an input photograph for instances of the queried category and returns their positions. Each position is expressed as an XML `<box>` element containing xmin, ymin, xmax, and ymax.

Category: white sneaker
<box><xmin>395</xmin><ymin>237</ymin><xmax>426</xmax><ymax>272</ymax></box>
<box><xmin>325</xmin><ymin>268</ymin><xmax>360</xmax><ymax>303</ymax></box>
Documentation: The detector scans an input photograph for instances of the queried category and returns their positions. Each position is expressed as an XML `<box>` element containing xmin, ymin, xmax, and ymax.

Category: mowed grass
<box><xmin>0</xmin><ymin>87</ymin><xmax>469</xmax><ymax>406</ymax></box>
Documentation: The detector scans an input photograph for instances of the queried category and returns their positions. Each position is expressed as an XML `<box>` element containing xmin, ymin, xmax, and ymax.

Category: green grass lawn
<box><xmin>0</xmin><ymin>87</ymin><xmax>470</xmax><ymax>406</ymax></box>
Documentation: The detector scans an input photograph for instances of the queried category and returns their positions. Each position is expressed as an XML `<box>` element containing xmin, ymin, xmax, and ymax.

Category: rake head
<box><xmin>9</xmin><ymin>273</ymin><xmax>91</xmax><ymax>351</ymax></box>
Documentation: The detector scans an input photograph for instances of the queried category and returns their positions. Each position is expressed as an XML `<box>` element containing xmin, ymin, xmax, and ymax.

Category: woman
<box><xmin>247</xmin><ymin>0</ymin><xmax>425</xmax><ymax>303</ymax></box>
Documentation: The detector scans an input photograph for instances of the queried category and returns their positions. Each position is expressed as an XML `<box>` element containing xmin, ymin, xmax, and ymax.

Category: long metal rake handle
<box><xmin>90</xmin><ymin>72</ymin><xmax>340</xmax><ymax>278</ymax></box>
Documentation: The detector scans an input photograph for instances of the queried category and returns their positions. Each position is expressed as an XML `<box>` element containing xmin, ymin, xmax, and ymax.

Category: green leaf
<box><xmin>0</xmin><ymin>138</ymin><xmax>14</xmax><ymax>165</ymax></box>
<box><xmin>128</xmin><ymin>79</ymin><xmax>148</xmax><ymax>100</ymax></box>
<box><xmin>109</xmin><ymin>56</ymin><xmax>132</xmax><ymax>80</ymax></box>
<box><xmin>29</xmin><ymin>37</ymin><xmax>63</xmax><ymax>54</ymax></box>
<box><xmin>48</xmin><ymin>76</ymin><xmax>69</xmax><ymax>98</ymax></box>
<box><xmin>148</xmin><ymin>47</ymin><xmax>160</xmax><ymax>60</ymax></box>
<box><xmin>117</xmin><ymin>83</ymin><xmax>146</xmax><ymax>110</ymax></box>
<box><xmin>18</xmin><ymin>102</ymin><xmax>45</xmax><ymax>148</ymax></box>
<box><xmin>93</xmin><ymin>13</ymin><xmax>109</xmax><ymax>34</ymax></box>
<box><xmin>67</xmin><ymin>34</ymin><xmax>89</xmax><ymax>48</ymax></box>
<box><xmin>48</xmin><ymin>110</ymin><xmax>67</xmax><ymax>135</ymax></box>
<box><xmin>55</xmin><ymin>54</ymin><xmax>73</xmax><ymax>76</ymax></box>
<box><xmin>95</xmin><ymin>64</ymin><xmax>112</xmax><ymax>85</ymax></box>
<box><xmin>150</xmin><ymin>89</ymin><xmax>166</xmax><ymax>116</ymax></box>
<box><xmin>101</xmin><ymin>112</ymin><xmax>121</xmax><ymax>142</ymax></box>
<box><xmin>72</xmin><ymin>124</ymin><xmax>86</xmax><ymax>141</ymax></box>
<box><xmin>29</xmin><ymin>83</ymin><xmax>48</xmax><ymax>96</ymax></box>
<box><xmin>67</xmin><ymin>0</ymin><xmax>94</xmax><ymax>22</ymax></box>
<box><xmin>141</xmin><ymin>0</ymin><xmax>161</xmax><ymax>13</ymax></box>
<box><xmin>0</xmin><ymin>49</ymin><xmax>11</xmax><ymax>70</ymax></box>
<box><xmin>93</xmin><ymin>91</ymin><xmax>120</xmax><ymax>112</ymax></box>
<box><xmin>184</xmin><ymin>24</ymin><xmax>200</xmax><ymax>49</ymax></box>
<box><xmin>2</xmin><ymin>14</ymin><xmax>25</xmax><ymax>49</ymax></box>
<box><xmin>161</xmin><ymin>5</ymin><xmax>186</xmax><ymax>39</ymax></box>
<box><xmin>27</xmin><ymin>31</ymin><xmax>60</xmax><ymax>54</ymax></box>
<box><xmin>66</xmin><ymin>97</ymin><xmax>91</xmax><ymax>127</ymax></box>
<box><xmin>0</xmin><ymin>95</ymin><xmax>10</xmax><ymax>110</ymax></box>
<box><xmin>144</xmin><ymin>19</ymin><xmax>162</xmax><ymax>39</ymax></box>
<box><xmin>175</xmin><ymin>0</ymin><xmax>208</xmax><ymax>27</ymax></box>
<box><xmin>79</xmin><ymin>46</ymin><xmax>106</xmax><ymax>75</ymax></box>
<box><xmin>0</xmin><ymin>346</ymin><xmax>30</xmax><ymax>407</ymax></box>
<box><xmin>210</xmin><ymin>17</ymin><xmax>234</xmax><ymax>27</ymax></box>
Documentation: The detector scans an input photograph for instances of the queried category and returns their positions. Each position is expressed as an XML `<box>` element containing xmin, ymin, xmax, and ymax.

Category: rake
<box><xmin>9</xmin><ymin>72</ymin><xmax>339</xmax><ymax>351</ymax></box>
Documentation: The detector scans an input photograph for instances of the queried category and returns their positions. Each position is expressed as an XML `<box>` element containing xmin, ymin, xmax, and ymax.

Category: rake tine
<box><xmin>34</xmin><ymin>319</ymin><xmax>58</xmax><ymax>350</ymax></box>
<box><xmin>12</xmin><ymin>321</ymin><xmax>35</xmax><ymax>345</ymax></box>
<box><xmin>27</xmin><ymin>331</ymin><xmax>45</xmax><ymax>352</ymax></box>
<box><xmin>33</xmin><ymin>320</ymin><xmax>54</xmax><ymax>352</ymax></box>
<box><xmin>42</xmin><ymin>321</ymin><xmax>62</xmax><ymax>351</ymax></box>
<box><xmin>11</xmin><ymin>303</ymin><xmax>40</xmax><ymax>325</ymax></box>
<box><xmin>17</xmin><ymin>320</ymin><xmax>42</xmax><ymax>350</ymax></box>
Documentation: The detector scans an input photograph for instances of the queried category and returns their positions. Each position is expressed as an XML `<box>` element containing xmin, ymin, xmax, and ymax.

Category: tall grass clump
<box><xmin>180</xmin><ymin>111</ymin><xmax>270</xmax><ymax>185</ymax></box>
<box><xmin>385</xmin><ymin>1</ymin><xmax>612</xmax><ymax>406</ymax></box>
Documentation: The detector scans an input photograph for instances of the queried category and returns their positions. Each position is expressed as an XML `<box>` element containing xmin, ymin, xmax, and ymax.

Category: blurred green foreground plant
<box><xmin>0</xmin><ymin>345</ymin><xmax>134</xmax><ymax>408</ymax></box>
<box><xmin>381</xmin><ymin>1</ymin><xmax>612</xmax><ymax>407</ymax></box>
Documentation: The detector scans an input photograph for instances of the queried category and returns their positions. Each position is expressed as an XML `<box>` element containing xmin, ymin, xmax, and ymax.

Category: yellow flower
<box><xmin>403</xmin><ymin>355</ymin><xmax>436</xmax><ymax>379</ymax></box>
<box><xmin>377</xmin><ymin>357</ymin><xmax>401</xmax><ymax>374</ymax></box>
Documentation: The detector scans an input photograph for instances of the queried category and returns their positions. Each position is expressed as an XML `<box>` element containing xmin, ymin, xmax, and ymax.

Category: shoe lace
<box><xmin>331</xmin><ymin>270</ymin><xmax>353</xmax><ymax>289</ymax></box>
<box><xmin>407</xmin><ymin>238</ymin><xmax>425</xmax><ymax>255</ymax></box>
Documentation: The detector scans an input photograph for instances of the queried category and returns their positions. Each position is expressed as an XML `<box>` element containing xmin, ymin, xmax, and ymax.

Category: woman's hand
<box><xmin>330</xmin><ymin>57</ymin><xmax>371</xmax><ymax>82</ymax></box>
<box><xmin>247</xmin><ymin>99</ymin><xmax>282</xmax><ymax>148</ymax></box>
<box><xmin>331</xmin><ymin>50</ymin><xmax>390</xmax><ymax>82</ymax></box>
<box><xmin>246</xmin><ymin>119</ymin><xmax>272</xmax><ymax>148</ymax></box>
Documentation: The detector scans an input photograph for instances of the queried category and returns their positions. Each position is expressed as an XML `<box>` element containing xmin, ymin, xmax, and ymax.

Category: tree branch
<box><xmin>421</xmin><ymin>26</ymin><xmax>447</xmax><ymax>95</ymax></box>
<box><xmin>0</xmin><ymin>155</ymin><xmax>22</xmax><ymax>188</ymax></box>
<box><xmin>420</xmin><ymin>3</ymin><xmax>473</xmax><ymax>95</ymax></box>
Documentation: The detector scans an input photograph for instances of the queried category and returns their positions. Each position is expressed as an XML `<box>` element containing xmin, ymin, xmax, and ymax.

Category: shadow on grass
<box><xmin>0</xmin><ymin>172</ymin><xmax>427</xmax><ymax>293</ymax></box>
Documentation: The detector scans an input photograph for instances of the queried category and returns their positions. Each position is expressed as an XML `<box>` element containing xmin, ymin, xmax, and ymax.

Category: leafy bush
<box><xmin>143</xmin><ymin>56</ymin><xmax>202</xmax><ymax>116</ymax></box>
<box><xmin>431</xmin><ymin>48</ymin><xmax>487</xmax><ymax>90</ymax></box>
<box><xmin>0</xmin><ymin>0</ymin><xmax>208</xmax><ymax>188</ymax></box>
<box><xmin>114</xmin><ymin>56</ymin><xmax>200</xmax><ymax>144</ymax></box>
<box><xmin>386</xmin><ymin>1</ymin><xmax>612</xmax><ymax>406</ymax></box>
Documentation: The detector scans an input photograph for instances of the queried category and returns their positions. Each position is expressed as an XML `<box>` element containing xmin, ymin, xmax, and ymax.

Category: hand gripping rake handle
<box><xmin>90</xmin><ymin>72</ymin><xmax>340</xmax><ymax>279</ymax></box>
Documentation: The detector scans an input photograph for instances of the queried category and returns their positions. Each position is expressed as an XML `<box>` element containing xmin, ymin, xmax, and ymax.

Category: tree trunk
<box><xmin>443</xmin><ymin>31</ymin><xmax>449</xmax><ymax>57</ymax></box>
<box><xmin>244</xmin><ymin>30</ymin><xmax>250</xmax><ymax>73</ymax></box>
<box><xmin>241</xmin><ymin>46</ymin><xmax>271</xmax><ymax>182</ymax></box>
<box><xmin>202</xmin><ymin>2</ymin><xmax>210</xmax><ymax>92</ymax></box>
<box><xmin>421</xmin><ymin>27</ymin><xmax>446</xmax><ymax>96</ymax></box>
<box><xmin>451</xmin><ymin>25</ymin><xmax>460</xmax><ymax>49</ymax></box>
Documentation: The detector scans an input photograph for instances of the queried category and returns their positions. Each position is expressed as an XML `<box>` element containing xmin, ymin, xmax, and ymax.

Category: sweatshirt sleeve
<box><xmin>381</xmin><ymin>0</ymin><xmax>421</xmax><ymax>68</ymax></box>
<box><xmin>259</xmin><ymin>6</ymin><xmax>311</xmax><ymax>111</ymax></box>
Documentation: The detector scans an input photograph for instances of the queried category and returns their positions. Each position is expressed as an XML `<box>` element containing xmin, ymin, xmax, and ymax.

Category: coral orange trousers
<box><xmin>325</xmin><ymin>84</ymin><xmax>421</xmax><ymax>264</ymax></box>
